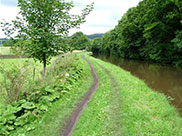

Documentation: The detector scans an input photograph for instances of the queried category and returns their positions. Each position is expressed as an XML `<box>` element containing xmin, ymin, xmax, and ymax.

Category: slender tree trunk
<box><xmin>43</xmin><ymin>54</ymin><xmax>46</xmax><ymax>74</ymax></box>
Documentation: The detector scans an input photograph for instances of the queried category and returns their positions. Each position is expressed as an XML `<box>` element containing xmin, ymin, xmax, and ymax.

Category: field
<box><xmin>0</xmin><ymin>55</ymin><xmax>56</xmax><ymax>109</ymax></box>
<box><xmin>0</xmin><ymin>58</ymin><xmax>42</xmax><ymax>109</ymax></box>
<box><xmin>0</xmin><ymin>47</ymin><xmax>12</xmax><ymax>55</ymax></box>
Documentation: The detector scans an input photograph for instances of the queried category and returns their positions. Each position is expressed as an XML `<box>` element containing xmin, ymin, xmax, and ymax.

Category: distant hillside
<box><xmin>87</xmin><ymin>33</ymin><xmax>103</xmax><ymax>39</ymax></box>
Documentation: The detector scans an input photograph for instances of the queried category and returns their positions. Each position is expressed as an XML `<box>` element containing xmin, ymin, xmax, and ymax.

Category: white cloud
<box><xmin>69</xmin><ymin>0</ymin><xmax>141</xmax><ymax>35</ymax></box>
<box><xmin>0</xmin><ymin>0</ymin><xmax>141</xmax><ymax>37</ymax></box>
<box><xmin>0</xmin><ymin>4</ymin><xmax>19</xmax><ymax>37</ymax></box>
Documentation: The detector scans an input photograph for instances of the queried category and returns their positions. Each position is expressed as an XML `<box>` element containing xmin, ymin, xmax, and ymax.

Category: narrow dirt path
<box><xmin>61</xmin><ymin>56</ymin><xmax>99</xmax><ymax>136</ymax></box>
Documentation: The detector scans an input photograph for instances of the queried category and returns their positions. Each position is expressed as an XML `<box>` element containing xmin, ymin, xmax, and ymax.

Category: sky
<box><xmin>0</xmin><ymin>0</ymin><xmax>141</xmax><ymax>38</ymax></box>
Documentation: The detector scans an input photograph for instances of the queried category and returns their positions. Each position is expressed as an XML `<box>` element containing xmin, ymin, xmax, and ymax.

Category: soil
<box><xmin>60</xmin><ymin>56</ymin><xmax>99</xmax><ymax>136</ymax></box>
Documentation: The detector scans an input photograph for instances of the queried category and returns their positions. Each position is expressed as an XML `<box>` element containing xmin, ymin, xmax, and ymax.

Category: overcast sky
<box><xmin>0</xmin><ymin>0</ymin><xmax>141</xmax><ymax>38</ymax></box>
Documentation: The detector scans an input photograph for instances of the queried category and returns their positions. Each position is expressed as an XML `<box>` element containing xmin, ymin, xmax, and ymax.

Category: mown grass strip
<box><xmin>88</xmin><ymin>55</ymin><xmax>182</xmax><ymax>136</ymax></box>
<box><xmin>73</xmin><ymin>56</ymin><xmax>123</xmax><ymax>136</ymax></box>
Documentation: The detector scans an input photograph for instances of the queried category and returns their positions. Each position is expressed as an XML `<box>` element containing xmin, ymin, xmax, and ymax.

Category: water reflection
<box><xmin>96</xmin><ymin>55</ymin><xmax>182</xmax><ymax>114</ymax></box>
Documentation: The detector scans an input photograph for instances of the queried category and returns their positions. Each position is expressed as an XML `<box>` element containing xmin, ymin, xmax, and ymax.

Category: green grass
<box><xmin>0</xmin><ymin>57</ymin><xmax>57</xmax><ymax>80</ymax></box>
<box><xmin>73</xmin><ymin>54</ymin><xmax>182</xmax><ymax>136</ymax></box>
<box><xmin>11</xmin><ymin>54</ymin><xmax>93</xmax><ymax>136</ymax></box>
<box><xmin>0</xmin><ymin>47</ymin><xmax>12</xmax><ymax>55</ymax></box>
<box><xmin>1</xmin><ymin>52</ymin><xmax>181</xmax><ymax>135</ymax></box>
<box><xmin>0</xmin><ymin>57</ymin><xmax>56</xmax><ymax>108</ymax></box>
<box><xmin>73</xmin><ymin>56</ymin><xmax>123</xmax><ymax>136</ymax></box>
<box><xmin>0</xmin><ymin>58</ymin><xmax>41</xmax><ymax>79</ymax></box>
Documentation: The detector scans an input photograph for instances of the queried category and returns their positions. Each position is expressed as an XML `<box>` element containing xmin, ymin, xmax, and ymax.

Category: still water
<box><xmin>96</xmin><ymin>55</ymin><xmax>182</xmax><ymax>114</ymax></box>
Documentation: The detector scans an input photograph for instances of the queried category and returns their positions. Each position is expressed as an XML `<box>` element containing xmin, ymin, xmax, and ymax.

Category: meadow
<box><xmin>0</xmin><ymin>47</ymin><xmax>56</xmax><ymax>109</ymax></box>
<box><xmin>0</xmin><ymin>47</ymin><xmax>12</xmax><ymax>55</ymax></box>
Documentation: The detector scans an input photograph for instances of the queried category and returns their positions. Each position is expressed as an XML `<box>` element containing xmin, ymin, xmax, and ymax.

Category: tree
<box><xmin>1</xmin><ymin>0</ymin><xmax>94</xmax><ymax>73</ymax></box>
<box><xmin>89</xmin><ymin>0</ymin><xmax>182</xmax><ymax>66</ymax></box>
<box><xmin>90</xmin><ymin>37</ymin><xmax>102</xmax><ymax>55</ymax></box>
<box><xmin>3</xmin><ymin>39</ymin><xmax>14</xmax><ymax>47</ymax></box>
<box><xmin>69</xmin><ymin>32</ymin><xmax>90</xmax><ymax>50</ymax></box>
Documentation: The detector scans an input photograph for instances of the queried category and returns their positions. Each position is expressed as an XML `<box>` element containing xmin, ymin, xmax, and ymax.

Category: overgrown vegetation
<box><xmin>26</xmin><ymin>54</ymin><xmax>92</xmax><ymax>136</ymax></box>
<box><xmin>0</xmin><ymin>54</ymin><xmax>90</xmax><ymax>135</ymax></box>
<box><xmin>90</xmin><ymin>0</ymin><xmax>182</xmax><ymax>66</ymax></box>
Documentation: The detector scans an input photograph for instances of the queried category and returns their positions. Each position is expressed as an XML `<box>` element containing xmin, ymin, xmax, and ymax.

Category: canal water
<box><xmin>96</xmin><ymin>55</ymin><xmax>182</xmax><ymax>115</ymax></box>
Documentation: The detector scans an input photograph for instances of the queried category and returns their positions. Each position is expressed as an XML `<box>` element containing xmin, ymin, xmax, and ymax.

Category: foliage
<box><xmin>10</xmin><ymin>39</ymin><xmax>32</xmax><ymax>57</ymax></box>
<box><xmin>0</xmin><ymin>38</ymin><xmax>9</xmax><ymax>45</ymax></box>
<box><xmin>69</xmin><ymin>32</ymin><xmax>90</xmax><ymax>50</ymax></box>
<box><xmin>90</xmin><ymin>0</ymin><xmax>182</xmax><ymax>66</ymax></box>
<box><xmin>1</xmin><ymin>0</ymin><xmax>94</xmax><ymax>72</ymax></box>
<box><xmin>0</xmin><ymin>54</ymin><xmax>87</xmax><ymax>135</ymax></box>
<box><xmin>90</xmin><ymin>37</ymin><xmax>103</xmax><ymax>54</ymax></box>
<box><xmin>172</xmin><ymin>30</ymin><xmax>182</xmax><ymax>49</ymax></box>
<box><xmin>3</xmin><ymin>39</ymin><xmax>14</xmax><ymax>47</ymax></box>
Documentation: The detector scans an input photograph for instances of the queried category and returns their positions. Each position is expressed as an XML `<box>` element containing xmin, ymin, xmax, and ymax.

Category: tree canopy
<box><xmin>69</xmin><ymin>32</ymin><xmax>90</xmax><ymax>50</ymax></box>
<box><xmin>90</xmin><ymin>0</ymin><xmax>182</xmax><ymax>66</ymax></box>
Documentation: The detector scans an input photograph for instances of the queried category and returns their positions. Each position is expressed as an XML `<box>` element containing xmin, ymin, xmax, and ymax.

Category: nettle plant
<box><xmin>1</xmin><ymin>0</ymin><xmax>94</xmax><ymax>73</ymax></box>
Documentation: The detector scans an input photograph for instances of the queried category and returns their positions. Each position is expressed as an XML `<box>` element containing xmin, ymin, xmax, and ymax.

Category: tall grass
<box><xmin>0</xmin><ymin>57</ymin><xmax>55</xmax><ymax>104</ymax></box>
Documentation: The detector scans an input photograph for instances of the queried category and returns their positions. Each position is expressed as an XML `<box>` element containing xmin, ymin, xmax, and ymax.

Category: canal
<box><xmin>96</xmin><ymin>55</ymin><xmax>182</xmax><ymax>115</ymax></box>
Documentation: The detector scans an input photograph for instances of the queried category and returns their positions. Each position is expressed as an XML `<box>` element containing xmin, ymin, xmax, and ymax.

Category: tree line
<box><xmin>90</xmin><ymin>0</ymin><xmax>182</xmax><ymax>66</ymax></box>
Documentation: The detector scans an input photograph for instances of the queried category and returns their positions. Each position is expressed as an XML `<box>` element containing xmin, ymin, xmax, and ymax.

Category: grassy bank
<box><xmin>73</xmin><ymin>54</ymin><xmax>182</xmax><ymax>136</ymax></box>
<box><xmin>1</xmin><ymin>52</ymin><xmax>181</xmax><ymax>135</ymax></box>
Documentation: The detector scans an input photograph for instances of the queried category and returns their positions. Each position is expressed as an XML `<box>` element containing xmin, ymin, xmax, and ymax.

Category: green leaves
<box><xmin>21</xmin><ymin>102</ymin><xmax>35</xmax><ymax>110</ymax></box>
<box><xmin>69</xmin><ymin>32</ymin><xmax>90</xmax><ymax>50</ymax></box>
<box><xmin>90</xmin><ymin>0</ymin><xmax>182</xmax><ymax>66</ymax></box>
<box><xmin>1</xmin><ymin>0</ymin><xmax>94</xmax><ymax>73</ymax></box>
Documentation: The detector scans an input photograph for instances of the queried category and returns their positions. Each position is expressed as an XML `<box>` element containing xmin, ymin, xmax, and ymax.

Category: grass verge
<box><xmin>74</xmin><ymin>54</ymin><xmax>182</xmax><ymax>136</ymax></box>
